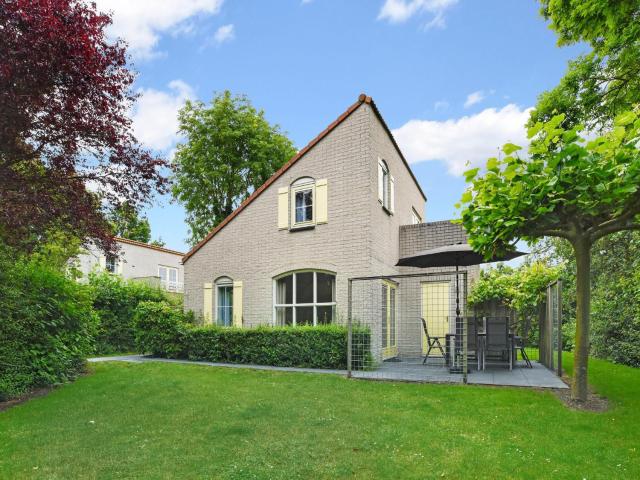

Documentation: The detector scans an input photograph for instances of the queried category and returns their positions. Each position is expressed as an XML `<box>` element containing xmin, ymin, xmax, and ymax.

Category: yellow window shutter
<box><xmin>277</xmin><ymin>187</ymin><xmax>289</xmax><ymax>229</ymax></box>
<box><xmin>315</xmin><ymin>179</ymin><xmax>328</xmax><ymax>224</ymax></box>
<box><xmin>98</xmin><ymin>255</ymin><xmax>106</xmax><ymax>270</ymax></box>
<box><xmin>117</xmin><ymin>257</ymin><xmax>124</xmax><ymax>275</ymax></box>
<box><xmin>203</xmin><ymin>283</ymin><xmax>213</xmax><ymax>325</ymax></box>
<box><xmin>389</xmin><ymin>175</ymin><xmax>395</xmax><ymax>213</ymax></box>
<box><xmin>232</xmin><ymin>281</ymin><xmax>243</xmax><ymax>327</ymax></box>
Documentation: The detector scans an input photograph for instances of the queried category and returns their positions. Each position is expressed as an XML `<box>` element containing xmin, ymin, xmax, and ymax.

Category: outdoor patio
<box><xmin>350</xmin><ymin>357</ymin><xmax>568</xmax><ymax>388</ymax></box>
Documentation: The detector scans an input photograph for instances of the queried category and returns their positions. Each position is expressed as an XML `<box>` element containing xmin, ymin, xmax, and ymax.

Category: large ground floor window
<box><xmin>274</xmin><ymin>271</ymin><xmax>336</xmax><ymax>326</ymax></box>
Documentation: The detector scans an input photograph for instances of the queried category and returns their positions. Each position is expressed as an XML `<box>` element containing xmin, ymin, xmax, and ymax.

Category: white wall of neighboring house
<box><xmin>77</xmin><ymin>238</ymin><xmax>185</xmax><ymax>293</ymax></box>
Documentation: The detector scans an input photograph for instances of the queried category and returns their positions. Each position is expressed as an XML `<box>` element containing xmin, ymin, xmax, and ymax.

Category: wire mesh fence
<box><xmin>347</xmin><ymin>271</ymin><xmax>469</xmax><ymax>383</ymax></box>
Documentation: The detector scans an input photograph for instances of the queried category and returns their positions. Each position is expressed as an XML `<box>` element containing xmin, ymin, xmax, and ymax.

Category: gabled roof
<box><xmin>182</xmin><ymin>93</ymin><xmax>427</xmax><ymax>263</ymax></box>
<box><xmin>115</xmin><ymin>237</ymin><xmax>185</xmax><ymax>256</ymax></box>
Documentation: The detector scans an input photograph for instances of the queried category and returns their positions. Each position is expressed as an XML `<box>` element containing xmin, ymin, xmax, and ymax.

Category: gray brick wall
<box><xmin>399</xmin><ymin>220</ymin><xmax>468</xmax><ymax>258</ymax></box>
<box><xmin>183</xmin><ymin>102</ymin><xmax>427</xmax><ymax>326</ymax></box>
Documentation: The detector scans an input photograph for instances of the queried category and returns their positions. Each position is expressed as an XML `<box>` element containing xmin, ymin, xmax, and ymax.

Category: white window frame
<box><xmin>158</xmin><ymin>265</ymin><xmax>178</xmax><ymax>290</ymax></box>
<box><xmin>290</xmin><ymin>181</ymin><xmax>315</xmax><ymax>228</ymax></box>
<box><xmin>272</xmin><ymin>270</ymin><xmax>336</xmax><ymax>326</ymax></box>
<box><xmin>215</xmin><ymin>277</ymin><xmax>234</xmax><ymax>327</ymax></box>
<box><xmin>411</xmin><ymin>207</ymin><xmax>422</xmax><ymax>224</ymax></box>
<box><xmin>105</xmin><ymin>254</ymin><xmax>118</xmax><ymax>274</ymax></box>
<box><xmin>378</xmin><ymin>158</ymin><xmax>394</xmax><ymax>214</ymax></box>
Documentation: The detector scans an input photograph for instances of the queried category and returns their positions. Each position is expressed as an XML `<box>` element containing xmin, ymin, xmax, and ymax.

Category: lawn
<box><xmin>1</xmin><ymin>356</ymin><xmax>638</xmax><ymax>479</ymax></box>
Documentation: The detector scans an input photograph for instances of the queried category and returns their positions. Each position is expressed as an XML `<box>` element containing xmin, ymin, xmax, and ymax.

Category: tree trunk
<box><xmin>571</xmin><ymin>235</ymin><xmax>592</xmax><ymax>402</ymax></box>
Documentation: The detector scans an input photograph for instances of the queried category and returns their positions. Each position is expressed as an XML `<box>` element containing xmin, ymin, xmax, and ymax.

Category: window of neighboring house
<box><xmin>105</xmin><ymin>255</ymin><xmax>118</xmax><ymax>273</ymax></box>
<box><xmin>411</xmin><ymin>208</ymin><xmax>422</xmax><ymax>225</ymax></box>
<box><xmin>216</xmin><ymin>278</ymin><xmax>233</xmax><ymax>327</ymax></box>
<box><xmin>159</xmin><ymin>265</ymin><xmax>178</xmax><ymax>289</ymax></box>
<box><xmin>291</xmin><ymin>177</ymin><xmax>315</xmax><ymax>227</ymax></box>
<box><xmin>378</xmin><ymin>159</ymin><xmax>394</xmax><ymax>213</ymax></box>
<box><xmin>274</xmin><ymin>271</ymin><xmax>336</xmax><ymax>326</ymax></box>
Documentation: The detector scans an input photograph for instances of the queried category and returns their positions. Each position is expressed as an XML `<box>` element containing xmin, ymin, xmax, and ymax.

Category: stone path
<box><xmin>89</xmin><ymin>355</ymin><xmax>568</xmax><ymax>389</ymax></box>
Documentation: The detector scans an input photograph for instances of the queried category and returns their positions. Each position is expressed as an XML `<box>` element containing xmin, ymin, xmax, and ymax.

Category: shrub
<box><xmin>133</xmin><ymin>302</ymin><xmax>370</xmax><ymax>370</ymax></box>
<box><xmin>133</xmin><ymin>301</ymin><xmax>190</xmax><ymax>357</ymax></box>
<box><xmin>89</xmin><ymin>273</ymin><xmax>172</xmax><ymax>354</ymax></box>
<box><xmin>591</xmin><ymin>272</ymin><xmax>640</xmax><ymax>367</ymax></box>
<box><xmin>0</xmin><ymin>255</ymin><xmax>97</xmax><ymax>401</ymax></box>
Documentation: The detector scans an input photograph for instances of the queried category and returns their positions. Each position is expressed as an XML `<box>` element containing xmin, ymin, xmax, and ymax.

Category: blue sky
<box><xmin>96</xmin><ymin>0</ymin><xmax>584</xmax><ymax>252</ymax></box>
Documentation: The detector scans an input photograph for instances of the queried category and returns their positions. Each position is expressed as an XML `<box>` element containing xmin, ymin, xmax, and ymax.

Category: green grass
<box><xmin>1</xmin><ymin>355</ymin><xmax>639</xmax><ymax>479</ymax></box>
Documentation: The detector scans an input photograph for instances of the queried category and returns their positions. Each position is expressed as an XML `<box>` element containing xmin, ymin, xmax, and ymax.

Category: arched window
<box><xmin>291</xmin><ymin>177</ymin><xmax>315</xmax><ymax>227</ymax></box>
<box><xmin>274</xmin><ymin>270</ymin><xmax>336</xmax><ymax>326</ymax></box>
<box><xmin>377</xmin><ymin>158</ymin><xmax>394</xmax><ymax>213</ymax></box>
<box><xmin>215</xmin><ymin>276</ymin><xmax>233</xmax><ymax>326</ymax></box>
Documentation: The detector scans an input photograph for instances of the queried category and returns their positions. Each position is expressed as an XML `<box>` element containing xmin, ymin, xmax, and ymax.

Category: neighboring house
<box><xmin>77</xmin><ymin>237</ymin><xmax>185</xmax><ymax>293</ymax></box>
<box><xmin>182</xmin><ymin>94</ymin><xmax>478</xmax><ymax>360</ymax></box>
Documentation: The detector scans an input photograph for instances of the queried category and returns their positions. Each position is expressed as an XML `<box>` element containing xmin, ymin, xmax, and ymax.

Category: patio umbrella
<box><xmin>396</xmin><ymin>242</ymin><xmax>526</xmax><ymax>316</ymax></box>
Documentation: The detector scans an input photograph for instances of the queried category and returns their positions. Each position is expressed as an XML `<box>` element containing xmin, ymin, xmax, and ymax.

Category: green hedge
<box><xmin>89</xmin><ymin>273</ymin><xmax>175</xmax><ymax>354</ymax></box>
<box><xmin>0</xmin><ymin>255</ymin><xmax>97</xmax><ymax>401</ymax></box>
<box><xmin>134</xmin><ymin>301</ymin><xmax>370</xmax><ymax>370</ymax></box>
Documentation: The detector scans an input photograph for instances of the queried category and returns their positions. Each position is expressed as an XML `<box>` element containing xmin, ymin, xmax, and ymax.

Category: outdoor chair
<box><xmin>466</xmin><ymin>317</ymin><xmax>482</xmax><ymax>370</ymax></box>
<box><xmin>421</xmin><ymin>318</ymin><xmax>446</xmax><ymax>364</ymax></box>
<box><xmin>513</xmin><ymin>335</ymin><xmax>533</xmax><ymax>368</ymax></box>
<box><xmin>483</xmin><ymin>316</ymin><xmax>513</xmax><ymax>370</ymax></box>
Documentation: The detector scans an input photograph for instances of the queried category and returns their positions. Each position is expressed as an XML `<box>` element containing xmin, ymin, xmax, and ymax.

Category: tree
<box><xmin>459</xmin><ymin>109</ymin><xmax>640</xmax><ymax>401</ymax></box>
<box><xmin>108</xmin><ymin>203</ymin><xmax>152</xmax><ymax>243</ymax></box>
<box><xmin>0</xmin><ymin>0</ymin><xmax>167</xmax><ymax>253</ymax></box>
<box><xmin>172</xmin><ymin>91</ymin><xmax>297</xmax><ymax>245</ymax></box>
<box><xmin>534</xmin><ymin>232</ymin><xmax>640</xmax><ymax>363</ymax></box>
<box><xmin>529</xmin><ymin>0</ymin><xmax>640</xmax><ymax>130</ymax></box>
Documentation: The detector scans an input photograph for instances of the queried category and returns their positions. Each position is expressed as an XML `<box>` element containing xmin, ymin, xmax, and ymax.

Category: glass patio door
<box><xmin>381</xmin><ymin>281</ymin><xmax>398</xmax><ymax>360</ymax></box>
<box><xmin>421</xmin><ymin>281</ymin><xmax>450</xmax><ymax>355</ymax></box>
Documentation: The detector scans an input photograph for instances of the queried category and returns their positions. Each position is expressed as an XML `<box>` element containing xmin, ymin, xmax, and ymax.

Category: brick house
<box><xmin>182</xmin><ymin>94</ymin><xmax>476</xmax><ymax>361</ymax></box>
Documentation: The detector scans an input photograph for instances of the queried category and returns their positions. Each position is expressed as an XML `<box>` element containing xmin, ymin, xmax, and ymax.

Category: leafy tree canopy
<box><xmin>530</xmin><ymin>0</ymin><xmax>640</xmax><ymax>130</ymax></box>
<box><xmin>469</xmin><ymin>262</ymin><xmax>560</xmax><ymax>316</ymax></box>
<box><xmin>461</xmin><ymin>110</ymin><xmax>640</xmax><ymax>258</ymax></box>
<box><xmin>0</xmin><ymin>0</ymin><xmax>167</xmax><ymax>253</ymax></box>
<box><xmin>172</xmin><ymin>91</ymin><xmax>297</xmax><ymax>246</ymax></box>
<box><xmin>108</xmin><ymin>203</ymin><xmax>152</xmax><ymax>244</ymax></box>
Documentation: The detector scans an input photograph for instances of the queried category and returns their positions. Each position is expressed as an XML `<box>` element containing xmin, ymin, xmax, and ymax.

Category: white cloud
<box><xmin>93</xmin><ymin>0</ymin><xmax>224</xmax><ymax>60</ymax></box>
<box><xmin>464</xmin><ymin>90</ymin><xmax>486</xmax><ymax>108</ymax></box>
<box><xmin>434</xmin><ymin>100</ymin><xmax>449</xmax><ymax>111</ymax></box>
<box><xmin>131</xmin><ymin>80</ymin><xmax>195</xmax><ymax>152</ymax></box>
<box><xmin>392</xmin><ymin>104</ymin><xmax>533</xmax><ymax>175</ymax></box>
<box><xmin>378</xmin><ymin>0</ymin><xmax>458</xmax><ymax>27</ymax></box>
<box><xmin>213</xmin><ymin>24</ymin><xmax>235</xmax><ymax>45</ymax></box>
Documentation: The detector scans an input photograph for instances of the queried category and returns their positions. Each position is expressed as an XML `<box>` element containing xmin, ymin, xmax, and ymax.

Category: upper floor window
<box><xmin>378</xmin><ymin>159</ymin><xmax>394</xmax><ymax>214</ymax></box>
<box><xmin>159</xmin><ymin>265</ymin><xmax>178</xmax><ymax>290</ymax></box>
<box><xmin>292</xmin><ymin>177</ymin><xmax>315</xmax><ymax>226</ymax></box>
<box><xmin>105</xmin><ymin>254</ymin><xmax>118</xmax><ymax>273</ymax></box>
<box><xmin>274</xmin><ymin>270</ymin><xmax>336</xmax><ymax>326</ymax></box>
<box><xmin>411</xmin><ymin>208</ymin><xmax>422</xmax><ymax>225</ymax></box>
<box><xmin>278</xmin><ymin>177</ymin><xmax>328</xmax><ymax>230</ymax></box>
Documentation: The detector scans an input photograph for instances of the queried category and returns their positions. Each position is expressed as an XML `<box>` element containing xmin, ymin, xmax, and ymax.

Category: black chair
<box><xmin>421</xmin><ymin>318</ymin><xmax>446</xmax><ymax>364</ymax></box>
<box><xmin>513</xmin><ymin>335</ymin><xmax>532</xmax><ymax>368</ymax></box>
<box><xmin>466</xmin><ymin>317</ymin><xmax>481</xmax><ymax>370</ymax></box>
<box><xmin>483</xmin><ymin>316</ymin><xmax>513</xmax><ymax>370</ymax></box>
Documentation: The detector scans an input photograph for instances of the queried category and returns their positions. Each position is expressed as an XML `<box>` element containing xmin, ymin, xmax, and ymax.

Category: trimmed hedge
<box><xmin>0</xmin><ymin>256</ymin><xmax>97</xmax><ymax>401</ymax></box>
<box><xmin>134</xmin><ymin>301</ymin><xmax>370</xmax><ymax>370</ymax></box>
<box><xmin>89</xmin><ymin>273</ymin><xmax>175</xmax><ymax>354</ymax></box>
